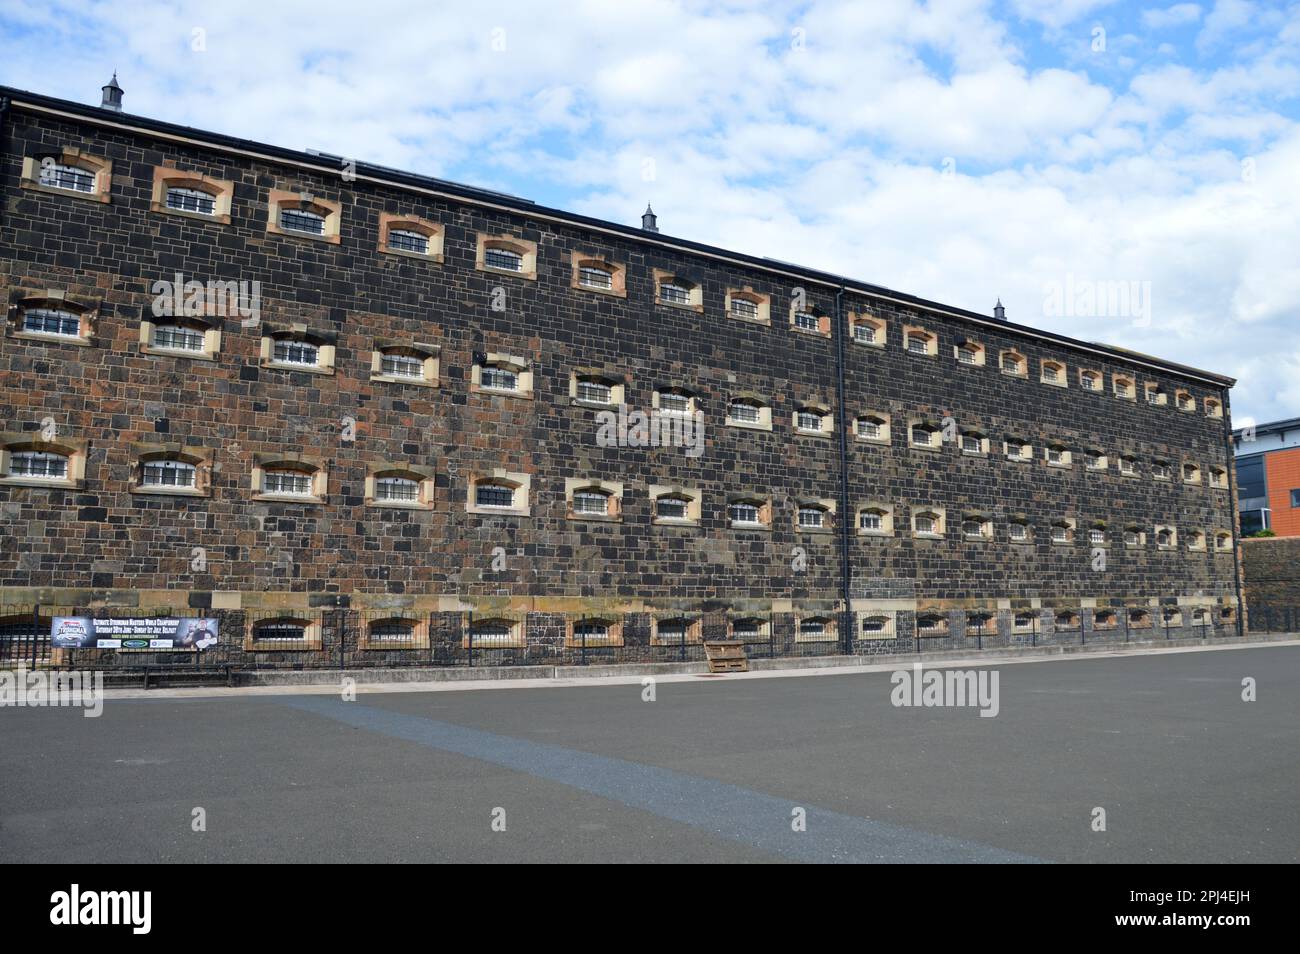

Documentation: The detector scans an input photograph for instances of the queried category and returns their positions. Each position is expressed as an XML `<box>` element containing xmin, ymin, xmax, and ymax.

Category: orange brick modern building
<box><xmin>1234</xmin><ymin>418</ymin><xmax>1300</xmax><ymax>537</ymax></box>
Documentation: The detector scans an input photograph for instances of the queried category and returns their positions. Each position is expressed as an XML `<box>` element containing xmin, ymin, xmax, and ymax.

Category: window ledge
<box><xmin>468</xmin><ymin>505</ymin><xmax>531</xmax><ymax>518</ymax></box>
<box><xmin>11</xmin><ymin>330</ymin><xmax>94</xmax><ymax>348</ymax></box>
<box><xmin>370</xmin><ymin>373</ymin><xmax>437</xmax><ymax>388</ymax></box>
<box><xmin>856</xmin><ymin>437</ymin><xmax>889</xmax><ymax>446</ymax></box>
<box><xmin>574</xmin><ymin>284</ymin><xmax>628</xmax><ymax>299</ymax></box>
<box><xmin>131</xmin><ymin>485</ymin><xmax>208</xmax><ymax>498</ymax></box>
<box><xmin>149</xmin><ymin>203</ymin><xmax>230</xmax><ymax>225</ymax></box>
<box><xmin>857</xmin><ymin>530</ymin><xmax>893</xmax><ymax>538</ymax></box>
<box><xmin>566</xmin><ymin>512</ymin><xmax>622</xmax><ymax>523</ymax></box>
<box><xmin>655</xmin><ymin>300</ymin><xmax>705</xmax><ymax>315</ymax></box>
<box><xmin>368</xmin><ymin>499</ymin><xmax>433</xmax><ymax>511</ymax></box>
<box><xmin>792</xmin><ymin>326</ymin><xmax>830</xmax><ymax>339</ymax></box>
<box><xmin>726</xmin><ymin>420</ymin><xmax>772</xmax><ymax>432</ymax></box>
<box><xmin>571</xmin><ymin>398</ymin><xmax>616</xmax><ymax>410</ymax></box>
<box><xmin>253</xmin><ymin>493</ymin><xmax>324</xmax><ymax>505</ymax></box>
<box><xmin>470</xmin><ymin>384</ymin><xmax>534</xmax><ymax>401</ymax></box>
<box><xmin>247</xmin><ymin>640</ymin><xmax>324</xmax><ymax>652</ymax></box>
<box><xmin>20</xmin><ymin>180</ymin><xmax>111</xmax><ymax>204</ymax></box>
<box><xmin>796</xmin><ymin>428</ymin><xmax>833</xmax><ymax>439</ymax></box>
<box><xmin>797</xmin><ymin>526</ymin><xmax>834</xmax><ymax>535</ymax></box>
<box><xmin>0</xmin><ymin>476</ymin><xmax>81</xmax><ymax>490</ymax></box>
<box><xmin>268</xmin><ymin>227</ymin><xmax>340</xmax><ymax>246</ymax></box>
<box><xmin>1000</xmin><ymin>369</ymin><xmax>1028</xmax><ymax>379</ymax></box>
<box><xmin>729</xmin><ymin>522</ymin><xmax>772</xmax><ymax>532</ymax></box>
<box><xmin>1005</xmin><ymin>456</ymin><xmax>1031</xmax><ymax>464</ymax></box>
<box><xmin>144</xmin><ymin>345</ymin><xmax>217</xmax><ymax>362</ymax></box>
<box><xmin>1040</xmin><ymin>380</ymin><xmax>1068</xmax><ymax>389</ymax></box>
<box><xmin>262</xmin><ymin>360</ymin><xmax>334</xmax><ymax>376</ymax></box>
<box><xmin>910</xmin><ymin>443</ymin><xmax>941</xmax><ymax>453</ymax></box>
<box><xmin>478</xmin><ymin>264</ymin><xmax>536</xmax><ymax>281</ymax></box>
<box><xmin>380</xmin><ymin>246</ymin><xmax>444</xmax><ymax>264</ymax></box>
<box><xmin>913</xmin><ymin>532</ymin><xmax>944</xmax><ymax>540</ymax></box>
<box><xmin>653</xmin><ymin>517</ymin><xmax>700</xmax><ymax>528</ymax></box>
<box><xmin>851</xmin><ymin>338</ymin><xmax>885</xmax><ymax>349</ymax></box>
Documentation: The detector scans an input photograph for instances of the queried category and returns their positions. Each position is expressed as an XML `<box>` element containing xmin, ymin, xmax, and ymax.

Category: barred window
<box><xmin>961</xmin><ymin>435</ymin><xmax>982</xmax><ymax>454</ymax></box>
<box><xmin>729</xmin><ymin>502</ymin><xmax>761</xmax><ymax>525</ymax></box>
<box><xmin>1124</xmin><ymin>528</ymin><xmax>1142</xmax><ymax>547</ymax></box>
<box><xmin>1009</xmin><ymin>521</ymin><xmax>1028</xmax><ymax>541</ymax></box>
<box><xmin>657</xmin><ymin>620</ymin><xmax>689</xmax><ymax>642</ymax></box>
<box><xmin>729</xmin><ymin>400</ymin><xmax>760</xmax><ymax>424</ymax></box>
<box><xmin>254</xmin><ymin>621</ymin><xmax>305</xmax><ymax>641</ymax></box>
<box><xmin>485</xmin><ymin>247</ymin><xmax>523</xmax><ymax>272</ymax></box>
<box><xmin>797</xmin><ymin>506</ymin><xmax>825</xmax><ymax>528</ymax></box>
<box><xmin>381</xmin><ymin>353</ymin><xmax>424</xmax><ymax>378</ymax></box>
<box><xmin>799</xmin><ymin>618</ymin><xmax>826</xmax><ymax>638</ymax></box>
<box><xmin>915</xmin><ymin>513</ymin><xmax>938</xmax><ymax>534</ymax></box>
<box><xmin>730</xmin><ymin>297</ymin><xmax>759</xmax><ymax>320</ymax></box>
<box><xmin>263</xmin><ymin>469</ymin><xmax>313</xmax><ymax>496</ymax></box>
<box><xmin>906</xmin><ymin>333</ymin><xmax>929</xmax><ymax>354</ymax></box>
<box><xmin>573</xmin><ymin>621</ymin><xmax>609</xmax><ymax>641</ymax></box>
<box><xmin>858</xmin><ymin>417</ymin><xmax>883</xmax><ymax>440</ymax></box>
<box><xmin>1051</xmin><ymin>523</ymin><xmax>1071</xmax><ymax>543</ymax></box>
<box><xmin>658</xmin><ymin>391</ymin><xmax>690</xmax><ymax>415</ymax></box>
<box><xmin>470</xmin><ymin>622</ymin><xmax>516</xmax><ymax>647</ymax></box>
<box><xmin>273</xmin><ymin>340</ymin><xmax>319</xmax><ymax>366</ymax></box>
<box><xmin>153</xmin><ymin>324</ymin><xmax>205</xmax><ymax>351</ymax></box>
<box><xmin>165</xmin><ymin>187</ymin><xmax>217</xmax><ymax>215</ymax></box>
<box><xmin>797</xmin><ymin>410</ymin><xmax>822</xmax><ymax>431</ymax></box>
<box><xmin>917</xmin><ymin>615</ymin><xmax>945</xmax><ymax>633</ymax></box>
<box><xmin>1152</xmin><ymin>461</ymin><xmax>1171</xmax><ymax>479</ymax></box>
<box><xmin>962</xmin><ymin>519</ymin><xmax>984</xmax><ymax>538</ymax></box>
<box><xmin>732</xmin><ymin>618</ymin><xmax>764</xmax><ymax>639</ymax></box>
<box><xmin>861</xmin><ymin>616</ymin><xmax>889</xmax><ymax>634</ymax></box>
<box><xmin>1089</xmin><ymin>528</ymin><xmax>1106</xmax><ymax>544</ymax></box>
<box><xmin>1120</xmin><ymin>456</ymin><xmax>1137</xmax><ymax>475</ymax></box>
<box><xmin>7</xmin><ymin>451</ymin><xmax>68</xmax><ymax>479</ymax></box>
<box><xmin>21</xmin><ymin>307</ymin><xmax>81</xmax><ymax>337</ymax></box>
<box><xmin>853</xmin><ymin>323</ymin><xmax>877</xmax><ymax>344</ymax></box>
<box><xmin>859</xmin><ymin>510</ymin><xmax>883</xmax><ymax>532</ymax></box>
<box><xmin>1081</xmin><ymin>371</ymin><xmax>1101</xmax><ymax>390</ymax></box>
<box><xmin>793</xmin><ymin>311</ymin><xmax>818</xmax><ymax>331</ymax></box>
<box><xmin>370</xmin><ymin>621</ymin><xmax>414</xmax><ymax>641</ymax></box>
<box><xmin>573</xmin><ymin>490</ymin><xmax>609</xmax><ymax>515</ymax></box>
<box><xmin>480</xmin><ymin>366</ymin><xmax>518</xmax><ymax>391</ymax></box>
<box><xmin>576</xmin><ymin>378</ymin><xmax>612</xmax><ymax>404</ymax></box>
<box><xmin>656</xmin><ymin>495</ymin><xmax>688</xmax><ymax>520</ymax></box>
<box><xmin>578</xmin><ymin>266</ymin><xmax>613</xmax><ymax>289</ymax></box>
<box><xmin>387</xmin><ymin>229</ymin><xmax>429</xmax><ymax>254</ymax></box>
<box><xmin>279</xmin><ymin>207</ymin><xmax>325</xmax><ymax>235</ymax></box>
<box><xmin>911</xmin><ymin>425</ymin><xmax>935</xmax><ymax>447</ymax></box>
<box><xmin>40</xmin><ymin>162</ymin><xmax>95</xmax><ymax>193</ymax></box>
<box><xmin>142</xmin><ymin>460</ymin><xmax>196</xmax><ymax>488</ymax></box>
<box><xmin>659</xmin><ymin>281</ymin><xmax>691</xmax><ymax>305</ymax></box>
<box><xmin>958</xmin><ymin>346</ymin><xmax>978</xmax><ymax>365</ymax></box>
<box><xmin>475</xmin><ymin>482</ymin><xmax>515</xmax><ymax>508</ymax></box>
<box><xmin>376</xmin><ymin>477</ymin><xmax>420</xmax><ymax>502</ymax></box>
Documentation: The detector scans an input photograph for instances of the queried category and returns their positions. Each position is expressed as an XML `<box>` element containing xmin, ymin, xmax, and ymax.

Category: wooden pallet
<box><xmin>703</xmin><ymin>640</ymin><xmax>749</xmax><ymax>673</ymax></box>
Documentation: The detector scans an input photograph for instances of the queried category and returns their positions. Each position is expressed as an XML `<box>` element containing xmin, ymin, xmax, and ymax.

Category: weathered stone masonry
<box><xmin>0</xmin><ymin>86</ymin><xmax>1244</xmax><ymax>656</ymax></box>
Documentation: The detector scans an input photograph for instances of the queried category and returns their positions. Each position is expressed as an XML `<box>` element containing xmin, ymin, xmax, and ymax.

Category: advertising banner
<box><xmin>50</xmin><ymin>617</ymin><xmax>219</xmax><ymax>651</ymax></box>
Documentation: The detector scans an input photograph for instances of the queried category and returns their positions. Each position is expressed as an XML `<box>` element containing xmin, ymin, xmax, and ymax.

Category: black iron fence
<box><xmin>0</xmin><ymin>602</ymin><xmax>1272</xmax><ymax>675</ymax></box>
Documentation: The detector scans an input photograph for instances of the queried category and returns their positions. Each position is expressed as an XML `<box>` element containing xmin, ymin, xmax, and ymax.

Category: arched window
<box><xmin>165</xmin><ymin>186</ymin><xmax>217</xmax><ymax>216</ymax></box>
<box><xmin>7</xmin><ymin>450</ymin><xmax>68</xmax><ymax>480</ymax></box>
<box><xmin>141</xmin><ymin>458</ymin><xmax>197</xmax><ymax>489</ymax></box>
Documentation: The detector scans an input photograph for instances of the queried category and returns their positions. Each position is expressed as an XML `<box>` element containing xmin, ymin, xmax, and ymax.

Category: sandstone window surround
<box><xmin>856</xmin><ymin>502</ymin><xmax>894</xmax><ymax>537</ymax></box>
<box><xmin>954</xmin><ymin>337</ymin><xmax>986</xmax><ymax>366</ymax></box>
<box><xmin>1144</xmin><ymin>382</ymin><xmax>1167</xmax><ymax>406</ymax></box>
<box><xmin>467</xmin><ymin>470</ymin><xmax>531</xmax><ymax>517</ymax></box>
<box><xmin>370</xmin><ymin>340</ymin><xmax>440</xmax><ymax>387</ymax></box>
<box><xmin>1003</xmin><ymin>436</ymin><xmax>1033</xmax><ymax>463</ymax></box>
<box><xmin>725</xmin><ymin>394</ymin><xmax>772</xmax><ymax>431</ymax></box>
<box><xmin>789</xmin><ymin>301</ymin><xmax>831</xmax><ymax>337</ymax></box>
<box><xmin>570</xmin><ymin>253</ymin><xmax>627</xmax><ymax>297</ymax></box>
<box><xmin>265</xmin><ymin>189</ymin><xmax>342</xmax><ymax>244</ymax></box>
<box><xmin>1008</xmin><ymin>516</ymin><xmax>1032</xmax><ymax>543</ymax></box>
<box><xmin>365</xmin><ymin>462</ymin><xmax>436</xmax><ymax>510</ymax></box>
<box><xmin>1045</xmin><ymin>442</ymin><xmax>1073</xmax><ymax>469</ymax></box>
<box><xmin>1175</xmin><ymin>389</ymin><xmax>1195</xmax><ymax>412</ymax></box>
<box><xmin>149</xmin><ymin>166</ymin><xmax>233</xmax><ymax>224</ymax></box>
<box><xmin>795</xmin><ymin>614</ymin><xmax>837</xmax><ymax>642</ymax></box>
<box><xmin>1151</xmin><ymin>459</ymin><xmax>1172</xmax><ymax>481</ymax></box>
<box><xmin>245</xmin><ymin>615</ymin><xmax>323</xmax><ymax>652</ymax></box>
<box><xmin>1040</xmin><ymin>359</ymin><xmax>1067</xmax><ymax>387</ymax></box>
<box><xmin>1154</xmin><ymin>525</ymin><xmax>1177</xmax><ymax>550</ymax></box>
<box><xmin>8</xmin><ymin>290</ymin><xmax>99</xmax><ymax>347</ymax></box>
<box><xmin>565</xmin><ymin>478</ymin><xmax>623</xmax><ymax>522</ymax></box>
<box><xmin>260</xmin><ymin>324</ymin><xmax>336</xmax><ymax>374</ymax></box>
<box><xmin>651</xmin><ymin>616</ymin><xmax>702</xmax><ymax>646</ymax></box>
<box><xmin>1050</xmin><ymin>517</ymin><xmax>1076</xmax><ymax>545</ymax></box>
<box><xmin>1161</xmin><ymin>606</ymin><xmax>1184</xmax><ymax>627</ymax></box>
<box><xmin>961</xmin><ymin>511</ymin><xmax>993</xmax><ymax>541</ymax></box>
<box><xmin>959</xmin><ymin>427</ymin><xmax>989</xmax><ymax>457</ymax></box>
<box><xmin>859</xmin><ymin>611</ymin><xmax>897</xmax><ymax>639</ymax></box>
<box><xmin>854</xmin><ymin>412</ymin><xmax>891</xmax><ymax>445</ymax></box>
<box><xmin>463</xmin><ymin>616</ymin><xmax>526</xmax><ymax>649</ymax></box>
<box><xmin>1118</xmin><ymin>454</ymin><xmax>1139</xmax><ymax>477</ymax></box>
<box><xmin>252</xmin><ymin>454</ymin><xmax>327</xmax><ymax>504</ymax></box>
<box><xmin>130</xmin><ymin>443</ymin><xmax>213</xmax><ymax>498</ymax></box>
<box><xmin>140</xmin><ymin>306</ymin><xmax>222</xmax><ymax>362</ymax></box>
<box><xmin>570</xmin><ymin>368</ymin><xmax>626</xmax><ymax>408</ymax></box>
<box><xmin>566</xmin><ymin>617</ymin><xmax>624</xmax><ymax>648</ymax></box>
<box><xmin>908</xmin><ymin>417</ymin><xmax>942</xmax><ymax>451</ymax></box>
<box><xmin>1093</xmin><ymin>610</ymin><xmax>1118</xmax><ymax>630</ymax></box>
<box><xmin>1186</xmin><ymin>528</ymin><xmax>1207</xmax><ymax>551</ymax></box>
<box><xmin>0</xmin><ymin>434</ymin><xmax>87</xmax><ymax>490</ymax></box>
<box><xmin>1182</xmin><ymin>461</ymin><xmax>1202</xmax><ymax>485</ymax></box>
<box><xmin>793</xmin><ymin>402</ymin><xmax>834</xmax><ymax>437</ymax></box>
<box><xmin>725</xmin><ymin>287</ymin><xmax>771</xmax><ymax>325</ymax></box>
<box><xmin>650</xmin><ymin>484</ymin><xmax>702</xmax><ymax>527</ymax></box>
<box><xmin>915</xmin><ymin>612</ymin><xmax>949</xmax><ymax>635</ymax></box>
<box><xmin>1112</xmin><ymin>374</ymin><xmax>1136</xmax><ymax>400</ymax></box>
<box><xmin>795</xmin><ymin>498</ymin><xmax>836</xmax><ymax>535</ymax></box>
<box><xmin>21</xmin><ymin>147</ymin><xmax>112</xmax><ymax>203</ymax></box>
<box><xmin>911</xmin><ymin>506</ymin><xmax>946</xmax><ymax>539</ymax></box>
<box><xmin>1079</xmin><ymin>368</ymin><xmax>1102</xmax><ymax>391</ymax></box>
<box><xmin>359</xmin><ymin>616</ymin><xmax>430</xmax><ymax>651</ymax></box>
<box><xmin>470</xmin><ymin>352</ymin><xmax>534</xmax><ymax>399</ymax></box>
<box><xmin>1214</xmin><ymin>530</ymin><xmax>1233</xmax><ymax>552</ymax></box>
<box><xmin>902</xmin><ymin>324</ymin><xmax>937</xmax><ymax>357</ymax></box>
<box><xmin>966</xmin><ymin>612</ymin><xmax>998</xmax><ymax>636</ymax></box>
<box><xmin>1083</xmin><ymin>448</ymin><xmax>1108</xmax><ymax>472</ymax></box>
<box><xmin>652</xmin><ymin>270</ymin><xmax>703</xmax><ymax>312</ymax></box>
<box><xmin>729</xmin><ymin>616</ymin><xmax>770</xmax><ymax>640</ymax></box>
<box><xmin>999</xmin><ymin>348</ymin><xmax>1027</xmax><ymax>377</ymax></box>
<box><xmin>653</xmin><ymin>386</ymin><xmax>697</xmax><ymax>416</ymax></box>
<box><xmin>1204</xmin><ymin>396</ymin><xmax>1223</xmax><ymax>418</ymax></box>
<box><xmin>849</xmin><ymin>312</ymin><xmax>886</xmax><ymax>348</ymax></box>
<box><xmin>1012</xmin><ymin>611</ymin><xmax>1039</xmax><ymax>634</ymax></box>
<box><xmin>1123</xmin><ymin>525</ymin><xmax>1146</xmax><ymax>548</ymax></box>
<box><xmin>1128</xmin><ymin>608</ymin><xmax>1152</xmax><ymax>629</ymax></box>
<box><xmin>1088</xmin><ymin>520</ymin><xmax>1109</xmax><ymax>546</ymax></box>
<box><xmin>1054</xmin><ymin>609</ymin><xmax>1081</xmax><ymax>630</ymax></box>
<box><xmin>476</xmin><ymin>234</ymin><xmax>538</xmax><ymax>280</ymax></box>
<box><xmin>1209</xmin><ymin>465</ymin><xmax>1228</xmax><ymax>490</ymax></box>
<box><xmin>728</xmin><ymin>495</ymin><xmax>773</xmax><ymax>531</ymax></box>
<box><xmin>377</xmin><ymin>212</ymin><xmax>445</xmax><ymax>262</ymax></box>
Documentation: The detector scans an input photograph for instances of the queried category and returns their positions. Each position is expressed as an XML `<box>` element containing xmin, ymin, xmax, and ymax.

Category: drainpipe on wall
<box><xmin>1221</xmin><ymin>387</ymin><xmax>1247</xmax><ymax>638</ymax></box>
<box><xmin>0</xmin><ymin>96</ymin><xmax>9</xmax><ymax>231</ymax></box>
<box><xmin>834</xmin><ymin>284</ymin><xmax>853</xmax><ymax>654</ymax></box>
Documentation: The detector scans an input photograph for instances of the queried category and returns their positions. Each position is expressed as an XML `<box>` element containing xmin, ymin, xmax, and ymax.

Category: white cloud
<box><xmin>1141</xmin><ymin>4</ymin><xmax>1203</xmax><ymax>29</ymax></box>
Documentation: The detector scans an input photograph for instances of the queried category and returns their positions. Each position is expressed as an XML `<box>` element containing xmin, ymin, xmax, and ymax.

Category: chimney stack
<box><xmin>641</xmin><ymin>203</ymin><xmax>658</xmax><ymax>233</ymax></box>
<box><xmin>100</xmin><ymin>72</ymin><xmax>123</xmax><ymax>111</ymax></box>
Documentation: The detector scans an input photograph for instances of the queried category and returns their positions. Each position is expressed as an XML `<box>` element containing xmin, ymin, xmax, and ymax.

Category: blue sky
<box><xmin>2</xmin><ymin>0</ymin><xmax>1298</xmax><ymax>423</ymax></box>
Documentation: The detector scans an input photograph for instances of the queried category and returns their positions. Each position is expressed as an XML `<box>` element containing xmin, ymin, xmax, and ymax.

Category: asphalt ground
<box><xmin>1</xmin><ymin>644</ymin><xmax>1295</xmax><ymax>863</ymax></box>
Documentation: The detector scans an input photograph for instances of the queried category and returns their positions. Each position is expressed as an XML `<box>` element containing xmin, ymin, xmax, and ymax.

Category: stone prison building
<box><xmin>0</xmin><ymin>82</ymin><xmax>1246</xmax><ymax>667</ymax></box>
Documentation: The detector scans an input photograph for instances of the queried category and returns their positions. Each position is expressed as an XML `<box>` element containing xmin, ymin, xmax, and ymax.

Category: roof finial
<box><xmin>641</xmin><ymin>203</ymin><xmax>658</xmax><ymax>233</ymax></box>
<box><xmin>993</xmin><ymin>298</ymin><xmax>1006</xmax><ymax>321</ymax></box>
<box><xmin>100</xmin><ymin>72</ymin><xmax>123</xmax><ymax>111</ymax></box>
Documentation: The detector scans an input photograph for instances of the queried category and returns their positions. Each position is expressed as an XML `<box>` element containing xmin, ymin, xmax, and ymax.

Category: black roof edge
<box><xmin>1</xmin><ymin>84</ymin><xmax>1237</xmax><ymax>388</ymax></box>
<box><xmin>1232</xmin><ymin>416</ymin><xmax>1300</xmax><ymax>438</ymax></box>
